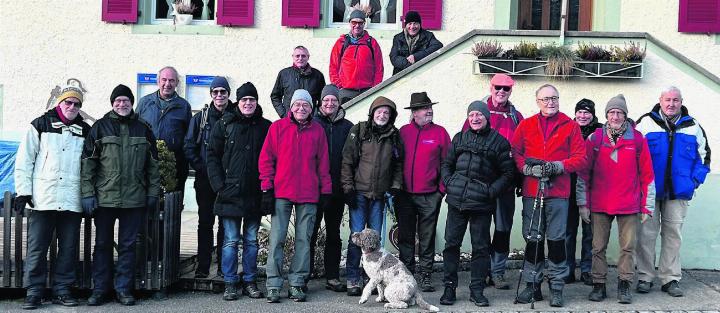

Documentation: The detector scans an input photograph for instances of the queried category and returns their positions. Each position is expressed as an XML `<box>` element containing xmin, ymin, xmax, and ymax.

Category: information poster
<box><xmin>185</xmin><ymin>75</ymin><xmax>214</xmax><ymax>111</ymax></box>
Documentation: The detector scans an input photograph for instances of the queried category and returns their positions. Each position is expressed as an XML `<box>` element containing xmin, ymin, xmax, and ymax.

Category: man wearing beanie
<box><xmin>259</xmin><ymin>89</ymin><xmax>332</xmax><ymax>303</ymax></box>
<box><xmin>439</xmin><ymin>100</ymin><xmax>515</xmax><ymax>307</ymax></box>
<box><xmin>395</xmin><ymin>92</ymin><xmax>450</xmax><ymax>292</ymax></box>
<box><xmin>183</xmin><ymin>76</ymin><xmax>231</xmax><ymax>279</ymax></box>
<box><xmin>329</xmin><ymin>9</ymin><xmax>384</xmax><ymax>104</ymax></box>
<box><xmin>341</xmin><ymin>96</ymin><xmax>403</xmax><ymax>296</ymax></box>
<box><xmin>389</xmin><ymin>11</ymin><xmax>443</xmax><ymax>75</ymax></box>
<box><xmin>309</xmin><ymin>84</ymin><xmax>353</xmax><ymax>292</ymax></box>
<box><xmin>82</xmin><ymin>84</ymin><xmax>161</xmax><ymax>306</ymax></box>
<box><xmin>635</xmin><ymin>87</ymin><xmax>711</xmax><ymax>297</ymax></box>
<box><xmin>565</xmin><ymin>98</ymin><xmax>602</xmax><ymax>286</ymax></box>
<box><xmin>511</xmin><ymin>84</ymin><xmax>587</xmax><ymax>307</ymax></box>
<box><xmin>14</xmin><ymin>84</ymin><xmax>91</xmax><ymax>309</ymax></box>
<box><xmin>136</xmin><ymin>66</ymin><xmax>192</xmax><ymax>192</ymax></box>
<box><xmin>205</xmin><ymin>81</ymin><xmax>271</xmax><ymax>301</ymax></box>
<box><xmin>271</xmin><ymin>46</ymin><xmax>326</xmax><ymax>118</ymax></box>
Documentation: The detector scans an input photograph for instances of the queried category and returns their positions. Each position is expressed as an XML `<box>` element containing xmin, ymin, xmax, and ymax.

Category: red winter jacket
<box><xmin>461</xmin><ymin>97</ymin><xmax>523</xmax><ymax>141</ymax></box>
<box><xmin>511</xmin><ymin>112</ymin><xmax>587</xmax><ymax>198</ymax></box>
<box><xmin>576</xmin><ymin>126</ymin><xmax>655</xmax><ymax>215</ymax></box>
<box><xmin>259</xmin><ymin>115</ymin><xmax>332</xmax><ymax>203</ymax></box>
<box><xmin>329</xmin><ymin>32</ymin><xmax>384</xmax><ymax>90</ymax></box>
<box><xmin>399</xmin><ymin>121</ymin><xmax>451</xmax><ymax>194</ymax></box>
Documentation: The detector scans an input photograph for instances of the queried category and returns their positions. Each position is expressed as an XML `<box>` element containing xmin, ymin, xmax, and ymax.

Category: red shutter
<box><xmin>101</xmin><ymin>0</ymin><xmax>138</xmax><ymax>23</ymax></box>
<box><xmin>403</xmin><ymin>0</ymin><xmax>443</xmax><ymax>30</ymax></box>
<box><xmin>679</xmin><ymin>0</ymin><xmax>720</xmax><ymax>32</ymax></box>
<box><xmin>217</xmin><ymin>0</ymin><xmax>255</xmax><ymax>26</ymax></box>
<box><xmin>282</xmin><ymin>0</ymin><xmax>320</xmax><ymax>27</ymax></box>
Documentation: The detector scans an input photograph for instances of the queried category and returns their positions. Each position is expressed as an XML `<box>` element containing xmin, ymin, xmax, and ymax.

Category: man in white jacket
<box><xmin>14</xmin><ymin>83</ymin><xmax>91</xmax><ymax>310</ymax></box>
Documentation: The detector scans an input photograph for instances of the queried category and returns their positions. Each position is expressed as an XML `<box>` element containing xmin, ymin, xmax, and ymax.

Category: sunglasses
<box><xmin>350</xmin><ymin>20</ymin><xmax>365</xmax><ymax>26</ymax></box>
<box><xmin>62</xmin><ymin>99</ymin><xmax>82</xmax><ymax>108</ymax></box>
<box><xmin>494</xmin><ymin>85</ymin><xmax>512</xmax><ymax>92</ymax></box>
<box><xmin>211</xmin><ymin>89</ymin><xmax>228</xmax><ymax>96</ymax></box>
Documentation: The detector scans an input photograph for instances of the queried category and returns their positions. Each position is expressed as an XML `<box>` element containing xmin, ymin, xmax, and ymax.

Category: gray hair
<box><xmin>157</xmin><ymin>66</ymin><xmax>180</xmax><ymax>80</ymax></box>
<box><xmin>660</xmin><ymin>86</ymin><xmax>683</xmax><ymax>99</ymax></box>
<box><xmin>535</xmin><ymin>83</ymin><xmax>559</xmax><ymax>97</ymax></box>
<box><xmin>293</xmin><ymin>45</ymin><xmax>309</xmax><ymax>54</ymax></box>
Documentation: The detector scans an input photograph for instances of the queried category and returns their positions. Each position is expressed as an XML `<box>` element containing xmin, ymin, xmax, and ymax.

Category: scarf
<box><xmin>404</xmin><ymin>29</ymin><xmax>419</xmax><ymax>53</ymax></box>
<box><xmin>55</xmin><ymin>106</ymin><xmax>72</xmax><ymax>125</ymax></box>
<box><xmin>606</xmin><ymin>120</ymin><xmax>629</xmax><ymax>145</ymax></box>
<box><xmin>294</xmin><ymin>63</ymin><xmax>313</xmax><ymax>76</ymax></box>
<box><xmin>660</xmin><ymin>110</ymin><xmax>681</xmax><ymax>130</ymax></box>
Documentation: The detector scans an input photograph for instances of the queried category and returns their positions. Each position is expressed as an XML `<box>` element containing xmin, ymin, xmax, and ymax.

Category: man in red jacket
<box><xmin>511</xmin><ymin>84</ymin><xmax>587</xmax><ymax>307</ymax></box>
<box><xmin>396</xmin><ymin>92</ymin><xmax>450</xmax><ymax>292</ymax></box>
<box><xmin>259</xmin><ymin>89</ymin><xmax>332</xmax><ymax>303</ymax></box>
<box><xmin>329</xmin><ymin>9</ymin><xmax>384</xmax><ymax>104</ymax></box>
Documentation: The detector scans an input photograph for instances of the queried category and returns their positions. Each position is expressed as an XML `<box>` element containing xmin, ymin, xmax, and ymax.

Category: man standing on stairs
<box><xmin>389</xmin><ymin>11</ymin><xmax>443</xmax><ymax>75</ymax></box>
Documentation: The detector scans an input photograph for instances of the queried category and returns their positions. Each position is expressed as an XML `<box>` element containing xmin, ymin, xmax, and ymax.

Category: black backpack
<box><xmin>339</xmin><ymin>34</ymin><xmax>375</xmax><ymax>65</ymax></box>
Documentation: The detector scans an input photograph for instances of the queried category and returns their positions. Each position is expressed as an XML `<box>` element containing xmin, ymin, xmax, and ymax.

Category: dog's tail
<box><xmin>415</xmin><ymin>293</ymin><xmax>439</xmax><ymax>312</ymax></box>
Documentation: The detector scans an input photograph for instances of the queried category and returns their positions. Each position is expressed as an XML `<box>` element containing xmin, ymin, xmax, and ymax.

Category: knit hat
<box><xmin>209</xmin><ymin>76</ymin><xmax>230</xmax><ymax>92</ymax></box>
<box><xmin>235</xmin><ymin>82</ymin><xmax>258</xmax><ymax>100</ymax></box>
<box><xmin>605</xmin><ymin>94</ymin><xmax>628</xmax><ymax>115</ymax></box>
<box><xmin>404</xmin><ymin>11</ymin><xmax>421</xmax><ymax>24</ymax></box>
<box><xmin>575</xmin><ymin>98</ymin><xmax>596</xmax><ymax>115</ymax></box>
<box><xmin>57</xmin><ymin>84</ymin><xmax>84</xmax><ymax>105</ymax></box>
<box><xmin>467</xmin><ymin>100</ymin><xmax>490</xmax><ymax>120</ymax></box>
<box><xmin>490</xmin><ymin>74</ymin><xmax>515</xmax><ymax>87</ymax></box>
<box><xmin>110</xmin><ymin>84</ymin><xmax>134</xmax><ymax>105</ymax></box>
<box><xmin>291</xmin><ymin>89</ymin><xmax>312</xmax><ymax>106</ymax></box>
<box><xmin>349</xmin><ymin>9</ymin><xmax>366</xmax><ymax>22</ymax></box>
<box><xmin>320</xmin><ymin>84</ymin><xmax>340</xmax><ymax>101</ymax></box>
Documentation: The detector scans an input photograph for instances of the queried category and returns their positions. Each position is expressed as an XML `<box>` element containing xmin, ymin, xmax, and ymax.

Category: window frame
<box><xmin>325</xmin><ymin>0</ymin><xmax>403</xmax><ymax>30</ymax></box>
<box><xmin>149</xmin><ymin>0</ymin><xmax>218</xmax><ymax>26</ymax></box>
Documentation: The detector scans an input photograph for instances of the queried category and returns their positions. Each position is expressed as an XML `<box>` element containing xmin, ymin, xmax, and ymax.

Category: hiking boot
<box><xmin>515</xmin><ymin>283</ymin><xmax>543</xmax><ymax>304</ymax></box>
<box><xmin>51</xmin><ymin>294</ymin><xmax>78</xmax><ymax>307</ymax></box>
<box><xmin>223</xmin><ymin>284</ymin><xmax>240</xmax><ymax>301</ymax></box>
<box><xmin>242</xmin><ymin>281</ymin><xmax>264</xmax><ymax>298</ymax></box>
<box><xmin>288</xmin><ymin>286</ymin><xmax>306</xmax><ymax>302</ymax></box>
<box><xmin>420</xmin><ymin>272</ymin><xmax>435</xmax><ymax>292</ymax></box>
<box><xmin>618</xmin><ymin>280</ymin><xmax>632</xmax><ymax>304</ymax></box>
<box><xmin>346</xmin><ymin>281</ymin><xmax>362</xmax><ymax>296</ymax></box>
<box><xmin>636</xmin><ymin>280</ymin><xmax>653</xmax><ymax>293</ymax></box>
<box><xmin>661</xmin><ymin>280</ymin><xmax>684</xmax><ymax>297</ymax></box>
<box><xmin>469</xmin><ymin>289</ymin><xmax>489</xmax><ymax>307</ymax></box>
<box><xmin>194</xmin><ymin>270</ymin><xmax>209</xmax><ymax>279</ymax></box>
<box><xmin>325</xmin><ymin>279</ymin><xmax>347</xmax><ymax>292</ymax></box>
<box><xmin>564</xmin><ymin>272</ymin><xmax>576</xmax><ymax>284</ymax></box>
<box><xmin>87</xmin><ymin>291</ymin><xmax>108</xmax><ymax>306</ymax></box>
<box><xmin>581</xmin><ymin>272</ymin><xmax>593</xmax><ymax>286</ymax></box>
<box><xmin>439</xmin><ymin>286</ymin><xmax>456</xmax><ymax>305</ymax></box>
<box><xmin>549</xmin><ymin>288</ymin><xmax>564</xmax><ymax>307</ymax></box>
<box><xmin>492</xmin><ymin>274</ymin><xmax>510</xmax><ymax>289</ymax></box>
<box><xmin>266</xmin><ymin>288</ymin><xmax>281</xmax><ymax>303</ymax></box>
<box><xmin>22</xmin><ymin>295</ymin><xmax>41</xmax><ymax>310</ymax></box>
<box><xmin>116</xmin><ymin>292</ymin><xmax>136</xmax><ymax>306</ymax></box>
<box><xmin>588</xmin><ymin>283</ymin><xmax>607</xmax><ymax>302</ymax></box>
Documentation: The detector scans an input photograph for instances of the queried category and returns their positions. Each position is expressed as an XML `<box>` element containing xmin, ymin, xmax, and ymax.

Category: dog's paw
<box><xmin>375</xmin><ymin>296</ymin><xmax>385</xmax><ymax>303</ymax></box>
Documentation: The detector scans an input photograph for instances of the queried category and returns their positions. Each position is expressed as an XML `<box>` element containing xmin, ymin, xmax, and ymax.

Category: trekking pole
<box><xmin>528</xmin><ymin>177</ymin><xmax>547</xmax><ymax>309</ymax></box>
<box><xmin>514</xmin><ymin>177</ymin><xmax>546</xmax><ymax>306</ymax></box>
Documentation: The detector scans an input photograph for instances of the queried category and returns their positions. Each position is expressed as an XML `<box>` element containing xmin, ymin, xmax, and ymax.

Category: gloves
<box><xmin>641</xmin><ymin>213</ymin><xmax>652</xmax><ymax>224</ymax></box>
<box><xmin>14</xmin><ymin>195</ymin><xmax>34</xmax><ymax>215</ymax></box>
<box><xmin>344</xmin><ymin>190</ymin><xmax>357</xmax><ymax>210</ymax></box>
<box><xmin>543</xmin><ymin>161</ymin><xmax>564</xmax><ymax>176</ymax></box>
<box><xmin>146</xmin><ymin>196</ymin><xmax>159</xmax><ymax>210</ymax></box>
<box><xmin>524</xmin><ymin>158</ymin><xmax>546</xmax><ymax>167</ymax></box>
<box><xmin>261</xmin><ymin>189</ymin><xmax>275</xmax><ymax>216</ymax></box>
<box><xmin>579</xmin><ymin>206</ymin><xmax>591</xmax><ymax>224</ymax></box>
<box><xmin>318</xmin><ymin>194</ymin><xmax>331</xmax><ymax>210</ymax></box>
<box><xmin>522</xmin><ymin>164</ymin><xmax>545</xmax><ymax>178</ymax></box>
<box><xmin>81</xmin><ymin>196</ymin><xmax>97</xmax><ymax>217</ymax></box>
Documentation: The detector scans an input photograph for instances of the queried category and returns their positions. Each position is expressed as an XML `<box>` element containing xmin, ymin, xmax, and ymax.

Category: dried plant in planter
<box><xmin>610</xmin><ymin>41</ymin><xmax>647</xmax><ymax>65</ymax></box>
<box><xmin>539</xmin><ymin>43</ymin><xmax>577</xmax><ymax>77</ymax></box>
<box><xmin>351</xmin><ymin>4</ymin><xmax>373</xmax><ymax>19</ymax></box>
<box><xmin>174</xmin><ymin>0</ymin><xmax>197</xmax><ymax>15</ymax></box>
<box><xmin>470</xmin><ymin>40</ymin><xmax>504</xmax><ymax>59</ymax></box>
<box><xmin>512</xmin><ymin>41</ymin><xmax>540</xmax><ymax>59</ymax></box>
<box><xmin>576</xmin><ymin>42</ymin><xmax>611</xmax><ymax>61</ymax></box>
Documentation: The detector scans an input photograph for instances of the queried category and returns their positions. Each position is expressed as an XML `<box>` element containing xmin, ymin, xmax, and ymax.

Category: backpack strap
<box><xmin>339</xmin><ymin>34</ymin><xmax>375</xmax><ymax>66</ymax></box>
<box><xmin>508</xmin><ymin>105</ymin><xmax>520</xmax><ymax>126</ymax></box>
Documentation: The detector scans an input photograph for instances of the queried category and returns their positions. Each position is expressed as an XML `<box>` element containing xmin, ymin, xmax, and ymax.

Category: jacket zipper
<box><xmin>409</xmin><ymin>127</ymin><xmax>421</xmax><ymax>192</ymax></box>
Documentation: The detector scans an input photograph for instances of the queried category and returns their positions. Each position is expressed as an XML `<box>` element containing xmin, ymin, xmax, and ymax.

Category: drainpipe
<box><xmin>559</xmin><ymin>0</ymin><xmax>568</xmax><ymax>45</ymax></box>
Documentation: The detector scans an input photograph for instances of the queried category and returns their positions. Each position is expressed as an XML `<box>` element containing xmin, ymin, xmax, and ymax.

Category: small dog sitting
<box><xmin>351</xmin><ymin>228</ymin><xmax>439</xmax><ymax>311</ymax></box>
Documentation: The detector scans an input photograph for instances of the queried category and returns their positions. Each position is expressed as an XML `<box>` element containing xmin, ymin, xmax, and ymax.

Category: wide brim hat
<box><xmin>404</xmin><ymin>92</ymin><xmax>438</xmax><ymax>109</ymax></box>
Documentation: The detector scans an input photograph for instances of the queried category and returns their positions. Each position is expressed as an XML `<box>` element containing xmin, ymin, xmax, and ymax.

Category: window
<box><xmin>329</xmin><ymin>0</ymin><xmax>400</xmax><ymax>29</ymax></box>
<box><xmin>517</xmin><ymin>0</ymin><xmax>592</xmax><ymax>31</ymax></box>
<box><xmin>152</xmin><ymin>0</ymin><xmax>216</xmax><ymax>25</ymax></box>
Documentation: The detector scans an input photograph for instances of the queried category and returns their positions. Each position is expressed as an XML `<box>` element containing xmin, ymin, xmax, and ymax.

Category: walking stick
<box><xmin>514</xmin><ymin>177</ymin><xmax>548</xmax><ymax>309</ymax></box>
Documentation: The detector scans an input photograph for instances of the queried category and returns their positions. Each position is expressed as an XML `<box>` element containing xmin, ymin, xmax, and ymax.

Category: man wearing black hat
<box><xmin>389</xmin><ymin>11</ymin><xmax>443</xmax><ymax>75</ymax></box>
<box><xmin>81</xmin><ymin>85</ymin><xmax>161</xmax><ymax>306</ymax></box>
<box><xmin>396</xmin><ymin>92</ymin><xmax>450</xmax><ymax>292</ymax></box>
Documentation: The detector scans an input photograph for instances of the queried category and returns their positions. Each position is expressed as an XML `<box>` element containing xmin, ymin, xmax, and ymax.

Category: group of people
<box><xmin>11</xmin><ymin>8</ymin><xmax>711</xmax><ymax>311</ymax></box>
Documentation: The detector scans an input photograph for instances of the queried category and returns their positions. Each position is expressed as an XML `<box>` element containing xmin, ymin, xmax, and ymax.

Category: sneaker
<box><xmin>223</xmin><ymin>284</ymin><xmax>240</xmax><ymax>301</ymax></box>
<box><xmin>492</xmin><ymin>274</ymin><xmax>510</xmax><ymax>290</ymax></box>
<box><xmin>588</xmin><ymin>283</ymin><xmax>607</xmax><ymax>302</ymax></box>
<box><xmin>242</xmin><ymin>281</ymin><xmax>264</xmax><ymax>298</ymax></box>
<box><xmin>636</xmin><ymin>280</ymin><xmax>653</xmax><ymax>293</ymax></box>
<box><xmin>87</xmin><ymin>291</ymin><xmax>108</xmax><ymax>306</ymax></box>
<box><xmin>617</xmin><ymin>280</ymin><xmax>632</xmax><ymax>304</ymax></box>
<box><xmin>325</xmin><ymin>279</ymin><xmax>347</xmax><ymax>292</ymax></box>
<box><xmin>581</xmin><ymin>272</ymin><xmax>593</xmax><ymax>286</ymax></box>
<box><xmin>116</xmin><ymin>292</ymin><xmax>136</xmax><ymax>306</ymax></box>
<box><xmin>549</xmin><ymin>288</ymin><xmax>564</xmax><ymax>307</ymax></box>
<box><xmin>22</xmin><ymin>295</ymin><xmax>41</xmax><ymax>310</ymax></box>
<box><xmin>469</xmin><ymin>289</ymin><xmax>489</xmax><ymax>307</ymax></box>
<box><xmin>266</xmin><ymin>288</ymin><xmax>281</xmax><ymax>303</ymax></box>
<box><xmin>515</xmin><ymin>283</ymin><xmax>543</xmax><ymax>304</ymax></box>
<box><xmin>51</xmin><ymin>294</ymin><xmax>78</xmax><ymax>307</ymax></box>
<box><xmin>288</xmin><ymin>286</ymin><xmax>306</xmax><ymax>302</ymax></box>
<box><xmin>439</xmin><ymin>286</ymin><xmax>456</xmax><ymax>305</ymax></box>
<box><xmin>346</xmin><ymin>281</ymin><xmax>362</xmax><ymax>296</ymax></box>
<box><xmin>420</xmin><ymin>272</ymin><xmax>435</xmax><ymax>292</ymax></box>
<box><xmin>661</xmin><ymin>280</ymin><xmax>684</xmax><ymax>297</ymax></box>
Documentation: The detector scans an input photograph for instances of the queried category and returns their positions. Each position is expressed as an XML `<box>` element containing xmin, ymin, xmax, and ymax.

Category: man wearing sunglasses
<box><xmin>15</xmin><ymin>84</ymin><xmax>91</xmax><ymax>309</ymax></box>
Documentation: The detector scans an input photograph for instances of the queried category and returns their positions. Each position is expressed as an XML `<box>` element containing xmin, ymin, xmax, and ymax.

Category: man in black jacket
<box><xmin>270</xmin><ymin>46</ymin><xmax>326</xmax><ymax>118</ymax></box>
<box><xmin>389</xmin><ymin>11</ymin><xmax>443</xmax><ymax>75</ymax></box>
<box><xmin>439</xmin><ymin>100</ymin><xmax>515</xmax><ymax>307</ymax></box>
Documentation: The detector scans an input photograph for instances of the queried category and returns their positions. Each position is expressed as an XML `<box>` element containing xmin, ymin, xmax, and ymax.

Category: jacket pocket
<box><xmin>218</xmin><ymin>178</ymin><xmax>241</xmax><ymax>203</ymax></box>
<box><xmin>466</xmin><ymin>178</ymin><xmax>491</xmax><ymax>204</ymax></box>
<box><xmin>129</xmin><ymin>138</ymin><xmax>149</xmax><ymax>172</ymax></box>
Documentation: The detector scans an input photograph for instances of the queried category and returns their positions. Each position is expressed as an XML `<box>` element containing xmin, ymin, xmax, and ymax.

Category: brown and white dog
<box><xmin>351</xmin><ymin>228</ymin><xmax>439</xmax><ymax>311</ymax></box>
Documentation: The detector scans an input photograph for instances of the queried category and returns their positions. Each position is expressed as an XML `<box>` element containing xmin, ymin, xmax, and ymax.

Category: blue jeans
<box><xmin>265</xmin><ymin>199</ymin><xmax>317</xmax><ymax>289</ymax></box>
<box><xmin>346</xmin><ymin>194</ymin><xmax>385</xmax><ymax>285</ymax></box>
<box><xmin>221</xmin><ymin>215</ymin><xmax>260</xmax><ymax>284</ymax></box>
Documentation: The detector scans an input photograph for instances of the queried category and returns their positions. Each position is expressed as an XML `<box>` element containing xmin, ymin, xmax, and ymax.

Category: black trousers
<box><xmin>310</xmin><ymin>193</ymin><xmax>344</xmax><ymax>280</ymax></box>
<box><xmin>442</xmin><ymin>205</ymin><xmax>491</xmax><ymax>291</ymax></box>
<box><xmin>195</xmin><ymin>176</ymin><xmax>224</xmax><ymax>274</ymax></box>
<box><xmin>93</xmin><ymin>207</ymin><xmax>143</xmax><ymax>293</ymax></box>
<box><xmin>394</xmin><ymin>191</ymin><xmax>442</xmax><ymax>274</ymax></box>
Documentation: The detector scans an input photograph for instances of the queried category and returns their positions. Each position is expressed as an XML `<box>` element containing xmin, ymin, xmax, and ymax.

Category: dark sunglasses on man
<box><xmin>493</xmin><ymin>85</ymin><xmax>511</xmax><ymax>92</ymax></box>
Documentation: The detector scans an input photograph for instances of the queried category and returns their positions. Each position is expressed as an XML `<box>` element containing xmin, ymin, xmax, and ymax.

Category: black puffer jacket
<box><xmin>270</xmin><ymin>66</ymin><xmax>326</xmax><ymax>118</ymax></box>
<box><xmin>205</xmin><ymin>105</ymin><xmax>271</xmax><ymax>217</ymax></box>
<box><xmin>314</xmin><ymin>108</ymin><xmax>354</xmax><ymax>195</ymax></box>
<box><xmin>441</xmin><ymin>126</ymin><xmax>515</xmax><ymax>212</ymax></box>
<box><xmin>389</xmin><ymin>29</ymin><xmax>443</xmax><ymax>75</ymax></box>
<box><xmin>183</xmin><ymin>103</ymin><xmax>226</xmax><ymax>181</ymax></box>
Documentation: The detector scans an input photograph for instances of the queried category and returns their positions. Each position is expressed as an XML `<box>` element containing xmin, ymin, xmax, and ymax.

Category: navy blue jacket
<box><xmin>184</xmin><ymin>103</ymin><xmax>227</xmax><ymax>181</ymax></box>
<box><xmin>314</xmin><ymin>108</ymin><xmax>353</xmax><ymax>195</ymax></box>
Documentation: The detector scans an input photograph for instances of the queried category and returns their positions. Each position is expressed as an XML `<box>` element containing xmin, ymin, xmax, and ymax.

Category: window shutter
<box><xmin>217</xmin><ymin>0</ymin><xmax>254</xmax><ymax>26</ymax></box>
<box><xmin>403</xmin><ymin>0</ymin><xmax>442</xmax><ymax>30</ymax></box>
<box><xmin>101</xmin><ymin>0</ymin><xmax>138</xmax><ymax>23</ymax></box>
<box><xmin>282</xmin><ymin>0</ymin><xmax>320</xmax><ymax>27</ymax></box>
<box><xmin>679</xmin><ymin>0</ymin><xmax>720</xmax><ymax>32</ymax></box>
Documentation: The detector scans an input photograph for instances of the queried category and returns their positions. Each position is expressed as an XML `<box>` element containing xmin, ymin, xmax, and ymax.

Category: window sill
<box><xmin>131</xmin><ymin>24</ymin><xmax>225</xmax><ymax>36</ymax></box>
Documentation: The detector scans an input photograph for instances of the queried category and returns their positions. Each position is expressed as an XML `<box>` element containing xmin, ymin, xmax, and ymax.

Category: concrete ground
<box><xmin>2</xmin><ymin>268</ymin><xmax>719</xmax><ymax>312</ymax></box>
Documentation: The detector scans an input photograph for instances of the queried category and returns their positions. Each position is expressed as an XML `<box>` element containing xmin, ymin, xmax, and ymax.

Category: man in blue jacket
<box><xmin>635</xmin><ymin>86</ymin><xmax>711</xmax><ymax>297</ymax></box>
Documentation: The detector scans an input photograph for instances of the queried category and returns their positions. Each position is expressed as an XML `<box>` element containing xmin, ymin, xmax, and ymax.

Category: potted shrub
<box><xmin>539</xmin><ymin>43</ymin><xmax>577</xmax><ymax>78</ymax></box>
<box><xmin>509</xmin><ymin>41</ymin><xmax>545</xmax><ymax>73</ymax></box>
<box><xmin>471</xmin><ymin>40</ymin><xmax>512</xmax><ymax>73</ymax></box>
<box><xmin>606</xmin><ymin>41</ymin><xmax>646</xmax><ymax>77</ymax></box>
<box><xmin>173</xmin><ymin>0</ymin><xmax>196</xmax><ymax>25</ymax></box>
<box><xmin>575</xmin><ymin>42</ymin><xmax>611</xmax><ymax>75</ymax></box>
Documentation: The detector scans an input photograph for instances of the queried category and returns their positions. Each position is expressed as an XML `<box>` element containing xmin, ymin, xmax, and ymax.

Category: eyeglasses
<box><xmin>494</xmin><ymin>85</ymin><xmax>511</xmax><ymax>92</ymax></box>
<box><xmin>537</xmin><ymin>96</ymin><xmax>560</xmax><ymax>104</ymax></box>
<box><xmin>350</xmin><ymin>20</ymin><xmax>365</xmax><ymax>26</ymax></box>
<box><xmin>211</xmin><ymin>89</ymin><xmax>228</xmax><ymax>97</ymax></box>
<box><xmin>293</xmin><ymin>103</ymin><xmax>312</xmax><ymax>109</ymax></box>
<box><xmin>62</xmin><ymin>99</ymin><xmax>82</xmax><ymax>108</ymax></box>
<box><xmin>238</xmin><ymin>97</ymin><xmax>257</xmax><ymax>103</ymax></box>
